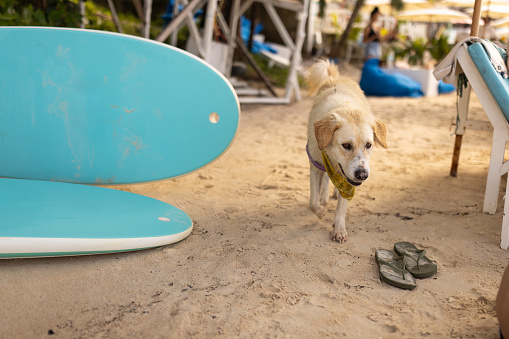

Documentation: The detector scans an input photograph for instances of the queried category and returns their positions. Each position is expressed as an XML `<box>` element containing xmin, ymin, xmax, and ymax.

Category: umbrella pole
<box><xmin>451</xmin><ymin>0</ymin><xmax>483</xmax><ymax>177</ymax></box>
<box><xmin>470</xmin><ymin>0</ymin><xmax>483</xmax><ymax>36</ymax></box>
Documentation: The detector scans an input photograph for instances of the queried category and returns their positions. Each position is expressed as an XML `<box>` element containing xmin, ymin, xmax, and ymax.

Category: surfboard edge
<box><xmin>0</xmin><ymin>224</ymin><xmax>193</xmax><ymax>259</ymax></box>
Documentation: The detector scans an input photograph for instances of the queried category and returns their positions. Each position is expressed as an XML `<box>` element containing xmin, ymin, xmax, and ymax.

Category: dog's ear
<box><xmin>373</xmin><ymin>119</ymin><xmax>388</xmax><ymax>149</ymax></box>
<box><xmin>314</xmin><ymin>115</ymin><xmax>340</xmax><ymax>150</ymax></box>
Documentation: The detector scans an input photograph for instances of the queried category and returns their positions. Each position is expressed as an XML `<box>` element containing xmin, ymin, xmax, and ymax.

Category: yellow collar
<box><xmin>321</xmin><ymin>151</ymin><xmax>355</xmax><ymax>201</ymax></box>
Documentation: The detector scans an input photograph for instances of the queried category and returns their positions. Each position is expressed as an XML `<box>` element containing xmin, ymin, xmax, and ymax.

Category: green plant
<box><xmin>81</xmin><ymin>0</ymin><xmax>143</xmax><ymax>36</ymax></box>
<box><xmin>429</xmin><ymin>33</ymin><xmax>451</xmax><ymax>64</ymax></box>
<box><xmin>393</xmin><ymin>37</ymin><xmax>426</xmax><ymax>66</ymax></box>
<box><xmin>0</xmin><ymin>0</ymin><xmax>169</xmax><ymax>38</ymax></box>
<box><xmin>347</xmin><ymin>15</ymin><xmax>362</xmax><ymax>42</ymax></box>
<box><xmin>0</xmin><ymin>0</ymin><xmax>81</xmax><ymax>27</ymax></box>
<box><xmin>392</xmin><ymin>34</ymin><xmax>452</xmax><ymax>67</ymax></box>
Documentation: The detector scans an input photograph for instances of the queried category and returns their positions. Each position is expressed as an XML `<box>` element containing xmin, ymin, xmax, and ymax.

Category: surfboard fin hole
<box><xmin>158</xmin><ymin>217</ymin><xmax>171</xmax><ymax>222</ymax></box>
<box><xmin>209</xmin><ymin>112</ymin><xmax>219</xmax><ymax>123</ymax></box>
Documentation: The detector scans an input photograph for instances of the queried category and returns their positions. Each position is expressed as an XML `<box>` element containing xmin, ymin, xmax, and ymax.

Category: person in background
<box><xmin>363</xmin><ymin>7</ymin><xmax>398</xmax><ymax>61</ymax></box>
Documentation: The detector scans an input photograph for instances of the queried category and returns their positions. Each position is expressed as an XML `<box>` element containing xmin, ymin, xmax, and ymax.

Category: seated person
<box><xmin>363</xmin><ymin>7</ymin><xmax>397</xmax><ymax>61</ymax></box>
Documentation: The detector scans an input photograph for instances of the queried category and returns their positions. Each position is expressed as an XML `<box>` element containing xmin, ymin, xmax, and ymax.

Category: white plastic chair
<box><xmin>435</xmin><ymin>41</ymin><xmax>509</xmax><ymax>249</ymax></box>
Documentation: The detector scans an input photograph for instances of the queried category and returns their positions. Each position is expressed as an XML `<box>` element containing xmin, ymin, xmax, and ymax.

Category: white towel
<box><xmin>433</xmin><ymin>37</ymin><xmax>508</xmax><ymax>84</ymax></box>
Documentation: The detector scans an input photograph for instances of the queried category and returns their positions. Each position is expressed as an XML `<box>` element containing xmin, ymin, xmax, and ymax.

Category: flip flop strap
<box><xmin>381</xmin><ymin>255</ymin><xmax>410</xmax><ymax>280</ymax></box>
<box><xmin>406</xmin><ymin>250</ymin><xmax>426</xmax><ymax>270</ymax></box>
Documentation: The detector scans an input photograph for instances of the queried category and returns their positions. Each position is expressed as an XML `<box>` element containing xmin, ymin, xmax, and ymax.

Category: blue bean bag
<box><xmin>240</xmin><ymin>17</ymin><xmax>276</xmax><ymax>54</ymax></box>
<box><xmin>360</xmin><ymin>59</ymin><xmax>423</xmax><ymax>97</ymax></box>
<box><xmin>438</xmin><ymin>79</ymin><xmax>455</xmax><ymax>94</ymax></box>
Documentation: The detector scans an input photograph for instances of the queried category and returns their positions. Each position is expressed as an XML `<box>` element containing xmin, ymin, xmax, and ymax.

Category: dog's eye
<box><xmin>366</xmin><ymin>142</ymin><xmax>372</xmax><ymax>149</ymax></box>
<box><xmin>342</xmin><ymin>143</ymin><xmax>352</xmax><ymax>150</ymax></box>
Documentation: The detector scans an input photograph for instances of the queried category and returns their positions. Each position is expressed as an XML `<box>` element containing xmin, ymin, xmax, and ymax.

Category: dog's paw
<box><xmin>330</xmin><ymin>225</ymin><xmax>348</xmax><ymax>243</ymax></box>
<box><xmin>310</xmin><ymin>204</ymin><xmax>326</xmax><ymax>218</ymax></box>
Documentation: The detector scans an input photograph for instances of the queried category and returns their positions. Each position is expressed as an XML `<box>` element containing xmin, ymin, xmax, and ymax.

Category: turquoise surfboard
<box><xmin>0</xmin><ymin>178</ymin><xmax>193</xmax><ymax>258</ymax></box>
<box><xmin>0</xmin><ymin>27</ymin><xmax>240</xmax><ymax>184</ymax></box>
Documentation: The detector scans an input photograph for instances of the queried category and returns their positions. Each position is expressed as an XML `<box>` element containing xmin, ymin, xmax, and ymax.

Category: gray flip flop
<box><xmin>393</xmin><ymin>242</ymin><xmax>437</xmax><ymax>279</ymax></box>
<box><xmin>375</xmin><ymin>249</ymin><xmax>417</xmax><ymax>290</ymax></box>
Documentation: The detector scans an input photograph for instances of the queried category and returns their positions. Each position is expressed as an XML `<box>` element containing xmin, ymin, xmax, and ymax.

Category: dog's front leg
<box><xmin>331</xmin><ymin>196</ymin><xmax>348</xmax><ymax>243</ymax></box>
<box><xmin>310</xmin><ymin>165</ymin><xmax>328</xmax><ymax>217</ymax></box>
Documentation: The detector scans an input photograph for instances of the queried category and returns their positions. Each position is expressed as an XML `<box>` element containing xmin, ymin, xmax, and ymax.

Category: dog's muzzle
<box><xmin>337</xmin><ymin>163</ymin><xmax>364</xmax><ymax>187</ymax></box>
<box><xmin>354</xmin><ymin>168</ymin><xmax>369</xmax><ymax>182</ymax></box>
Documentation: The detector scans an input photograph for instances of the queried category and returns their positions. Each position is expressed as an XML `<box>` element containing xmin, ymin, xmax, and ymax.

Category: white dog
<box><xmin>306</xmin><ymin>59</ymin><xmax>387</xmax><ymax>243</ymax></box>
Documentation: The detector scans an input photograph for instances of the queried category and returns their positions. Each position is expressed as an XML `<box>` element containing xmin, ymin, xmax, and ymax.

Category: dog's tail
<box><xmin>306</xmin><ymin>58</ymin><xmax>340</xmax><ymax>96</ymax></box>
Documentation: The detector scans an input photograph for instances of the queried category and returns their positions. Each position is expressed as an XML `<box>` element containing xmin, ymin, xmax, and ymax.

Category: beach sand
<box><xmin>1</xmin><ymin>66</ymin><xmax>508</xmax><ymax>338</ymax></box>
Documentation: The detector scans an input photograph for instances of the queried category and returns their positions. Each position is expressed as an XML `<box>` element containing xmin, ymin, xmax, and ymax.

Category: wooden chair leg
<box><xmin>450</xmin><ymin>135</ymin><xmax>463</xmax><ymax>177</ymax></box>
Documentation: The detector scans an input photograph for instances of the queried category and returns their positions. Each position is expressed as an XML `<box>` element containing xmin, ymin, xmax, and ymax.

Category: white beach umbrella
<box><xmin>442</xmin><ymin>0</ymin><xmax>509</xmax><ymax>19</ymax></box>
<box><xmin>441</xmin><ymin>0</ymin><xmax>509</xmax><ymax>7</ymax></box>
<box><xmin>362</xmin><ymin>0</ymin><xmax>434</xmax><ymax>13</ymax></box>
<box><xmin>497</xmin><ymin>26</ymin><xmax>509</xmax><ymax>34</ymax></box>
<box><xmin>492</xmin><ymin>16</ymin><xmax>509</xmax><ymax>26</ymax></box>
<box><xmin>466</xmin><ymin>4</ymin><xmax>509</xmax><ymax>18</ymax></box>
<box><xmin>396</xmin><ymin>7</ymin><xmax>473</xmax><ymax>23</ymax></box>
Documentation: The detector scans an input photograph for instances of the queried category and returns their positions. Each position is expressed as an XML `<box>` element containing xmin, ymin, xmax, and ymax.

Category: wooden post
<box><xmin>202</xmin><ymin>0</ymin><xmax>217</xmax><ymax>64</ymax></box>
<box><xmin>156</xmin><ymin>0</ymin><xmax>205</xmax><ymax>42</ymax></box>
<box><xmin>170</xmin><ymin>0</ymin><xmax>180</xmax><ymax>45</ymax></box>
<box><xmin>106</xmin><ymin>0</ymin><xmax>123</xmax><ymax>33</ymax></box>
<box><xmin>235</xmin><ymin>35</ymin><xmax>278</xmax><ymax>97</ymax></box>
<box><xmin>287</xmin><ymin>0</ymin><xmax>309</xmax><ymax>102</ymax></box>
<box><xmin>450</xmin><ymin>135</ymin><xmax>462</xmax><ymax>177</ymax></box>
<box><xmin>248</xmin><ymin>2</ymin><xmax>257</xmax><ymax>51</ymax></box>
<box><xmin>450</xmin><ymin>0</ymin><xmax>482</xmax><ymax>177</ymax></box>
<box><xmin>143</xmin><ymin>0</ymin><xmax>153</xmax><ymax>38</ymax></box>
<box><xmin>470</xmin><ymin>0</ymin><xmax>483</xmax><ymax>37</ymax></box>
<box><xmin>225</xmin><ymin>0</ymin><xmax>240</xmax><ymax>78</ymax></box>
<box><xmin>451</xmin><ymin>82</ymin><xmax>471</xmax><ymax>177</ymax></box>
<box><xmin>131</xmin><ymin>0</ymin><xmax>146</xmax><ymax>24</ymax></box>
<box><xmin>79</xmin><ymin>0</ymin><xmax>86</xmax><ymax>28</ymax></box>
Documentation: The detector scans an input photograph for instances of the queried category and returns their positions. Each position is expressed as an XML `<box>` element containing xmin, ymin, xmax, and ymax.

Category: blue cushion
<box><xmin>360</xmin><ymin>59</ymin><xmax>423</xmax><ymax>97</ymax></box>
<box><xmin>468</xmin><ymin>43</ymin><xmax>509</xmax><ymax>121</ymax></box>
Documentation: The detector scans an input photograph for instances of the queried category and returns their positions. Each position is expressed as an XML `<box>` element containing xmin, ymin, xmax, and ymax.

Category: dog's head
<box><xmin>314</xmin><ymin>112</ymin><xmax>387</xmax><ymax>186</ymax></box>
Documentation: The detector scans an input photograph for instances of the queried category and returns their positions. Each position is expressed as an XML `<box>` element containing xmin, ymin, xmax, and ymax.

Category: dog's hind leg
<box><xmin>310</xmin><ymin>165</ymin><xmax>328</xmax><ymax>217</ymax></box>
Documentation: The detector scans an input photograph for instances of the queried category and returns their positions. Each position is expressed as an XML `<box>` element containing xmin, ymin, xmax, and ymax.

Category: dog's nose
<box><xmin>354</xmin><ymin>169</ymin><xmax>369</xmax><ymax>181</ymax></box>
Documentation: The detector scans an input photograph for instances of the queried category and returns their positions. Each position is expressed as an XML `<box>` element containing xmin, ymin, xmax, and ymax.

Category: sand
<box><xmin>1</xmin><ymin>66</ymin><xmax>509</xmax><ymax>338</ymax></box>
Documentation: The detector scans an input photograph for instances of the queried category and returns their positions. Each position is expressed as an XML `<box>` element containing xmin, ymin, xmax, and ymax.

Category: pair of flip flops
<box><xmin>375</xmin><ymin>242</ymin><xmax>437</xmax><ymax>290</ymax></box>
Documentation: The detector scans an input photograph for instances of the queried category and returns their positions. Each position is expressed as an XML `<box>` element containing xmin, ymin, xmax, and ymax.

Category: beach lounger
<box><xmin>435</xmin><ymin>39</ymin><xmax>509</xmax><ymax>248</ymax></box>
